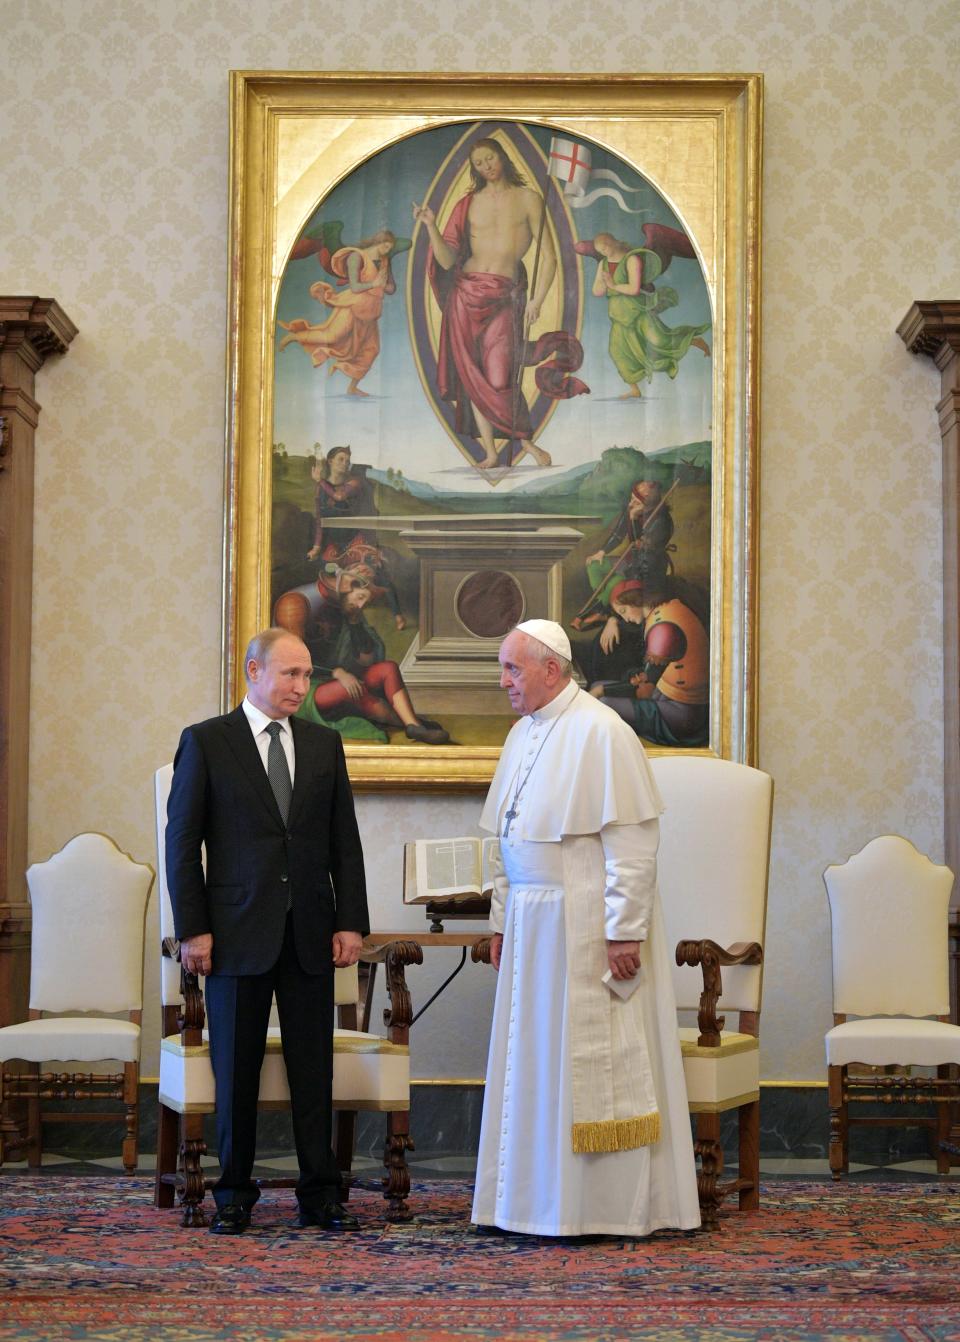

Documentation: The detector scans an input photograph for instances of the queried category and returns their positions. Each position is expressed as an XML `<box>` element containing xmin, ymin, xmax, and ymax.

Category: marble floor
<box><xmin>2</xmin><ymin>1151</ymin><xmax>958</xmax><ymax>1180</ymax></box>
<box><xmin>0</xmin><ymin>1150</ymin><xmax>478</xmax><ymax>1179</ymax></box>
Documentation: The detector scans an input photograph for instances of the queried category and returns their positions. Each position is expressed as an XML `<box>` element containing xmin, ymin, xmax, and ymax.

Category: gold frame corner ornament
<box><xmin>224</xmin><ymin>71</ymin><xmax>762</xmax><ymax>789</ymax></box>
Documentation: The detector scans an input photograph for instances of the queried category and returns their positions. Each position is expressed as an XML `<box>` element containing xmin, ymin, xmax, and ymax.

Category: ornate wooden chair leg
<box><xmin>0</xmin><ymin>1067</ymin><xmax>7</xmax><ymax>1165</ymax></box>
<box><xmin>178</xmin><ymin>1113</ymin><xmax>208</xmax><ymax>1228</ymax></box>
<box><xmin>738</xmin><ymin>1097</ymin><xmax>760</xmax><ymax>1210</ymax></box>
<box><xmin>155</xmin><ymin>1101</ymin><xmax>179</xmax><ymax>1208</ymax></box>
<box><xmin>383</xmin><ymin>1109</ymin><xmax>413</xmax><ymax>1222</ymax></box>
<box><xmin>26</xmin><ymin>1063</ymin><xmax>41</xmax><ymax>1169</ymax></box>
<box><xmin>936</xmin><ymin>1065</ymin><xmax>952</xmax><ymax>1174</ymax></box>
<box><xmin>828</xmin><ymin>1064</ymin><xmax>847</xmax><ymax>1179</ymax></box>
<box><xmin>0</xmin><ymin>1067</ymin><xmax>25</xmax><ymax>1166</ymax></box>
<box><xmin>335</xmin><ymin>1109</ymin><xmax>357</xmax><ymax>1200</ymax></box>
<box><xmin>122</xmin><ymin>1061</ymin><xmax>139</xmax><ymax>1172</ymax></box>
<box><xmin>695</xmin><ymin>1112</ymin><xmax>723</xmax><ymax>1230</ymax></box>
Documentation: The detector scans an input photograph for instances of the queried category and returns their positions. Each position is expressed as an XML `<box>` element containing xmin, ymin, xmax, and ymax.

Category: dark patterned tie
<box><xmin>265</xmin><ymin>721</ymin><xmax>292</xmax><ymax>824</ymax></box>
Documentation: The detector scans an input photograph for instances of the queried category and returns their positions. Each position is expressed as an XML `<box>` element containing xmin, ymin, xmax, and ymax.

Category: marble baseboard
<box><xmin>717</xmin><ymin>1089</ymin><xmax>948</xmax><ymax>1164</ymax></box>
<box><xmin>22</xmin><ymin>1083</ymin><xmax>955</xmax><ymax>1167</ymax></box>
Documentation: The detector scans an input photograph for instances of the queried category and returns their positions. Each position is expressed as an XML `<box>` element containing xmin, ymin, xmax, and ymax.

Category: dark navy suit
<box><xmin>165</xmin><ymin>704</ymin><xmax>368</xmax><ymax>1211</ymax></box>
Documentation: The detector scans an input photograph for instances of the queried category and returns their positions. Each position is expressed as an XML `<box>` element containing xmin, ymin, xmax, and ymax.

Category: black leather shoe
<box><xmin>298</xmin><ymin>1200</ymin><xmax>360</xmax><ymax>1230</ymax></box>
<box><xmin>210</xmin><ymin>1204</ymin><xmax>251</xmax><ymax>1235</ymax></box>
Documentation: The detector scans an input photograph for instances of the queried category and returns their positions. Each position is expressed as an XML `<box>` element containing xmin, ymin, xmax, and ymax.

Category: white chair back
<box><xmin>651</xmin><ymin>756</ymin><xmax>773</xmax><ymax>1014</ymax></box>
<box><xmin>154</xmin><ymin>764</ymin><xmax>359</xmax><ymax>1007</ymax></box>
<box><xmin>155</xmin><ymin>764</ymin><xmax>184</xmax><ymax>1008</ymax></box>
<box><xmin>27</xmin><ymin>832</ymin><xmax>153</xmax><ymax>1014</ymax></box>
<box><xmin>824</xmin><ymin>834</ymin><xmax>953</xmax><ymax>1017</ymax></box>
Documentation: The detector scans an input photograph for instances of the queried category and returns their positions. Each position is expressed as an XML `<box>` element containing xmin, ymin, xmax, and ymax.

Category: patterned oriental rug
<box><xmin>0</xmin><ymin>1178</ymin><xmax>958</xmax><ymax>1341</ymax></box>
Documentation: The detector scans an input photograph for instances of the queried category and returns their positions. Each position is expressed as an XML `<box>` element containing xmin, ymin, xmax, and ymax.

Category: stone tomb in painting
<box><xmin>366</xmin><ymin>513</ymin><xmax>595</xmax><ymax>715</ymax></box>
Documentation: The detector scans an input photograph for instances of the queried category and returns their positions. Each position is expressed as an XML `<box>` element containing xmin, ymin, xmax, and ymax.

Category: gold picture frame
<box><xmin>224</xmin><ymin>71</ymin><xmax>762</xmax><ymax>789</ymax></box>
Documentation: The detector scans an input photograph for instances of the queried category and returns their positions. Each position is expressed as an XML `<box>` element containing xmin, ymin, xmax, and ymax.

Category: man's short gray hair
<box><xmin>243</xmin><ymin>627</ymin><xmax>303</xmax><ymax>681</ymax></box>
<box><xmin>513</xmin><ymin>628</ymin><xmax>572</xmax><ymax>677</ymax></box>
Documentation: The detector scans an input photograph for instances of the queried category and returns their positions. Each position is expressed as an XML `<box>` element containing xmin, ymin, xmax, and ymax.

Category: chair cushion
<box><xmin>158</xmin><ymin>1029</ymin><xmax>410</xmax><ymax>1114</ymax></box>
<box><xmin>825</xmin><ymin>1017</ymin><xmax>960</xmax><ymax>1067</ymax></box>
<box><xmin>678</xmin><ymin>1029</ymin><xmax>759</xmax><ymax>1113</ymax></box>
<box><xmin>0</xmin><ymin>1017</ymin><xmax>141</xmax><ymax>1064</ymax></box>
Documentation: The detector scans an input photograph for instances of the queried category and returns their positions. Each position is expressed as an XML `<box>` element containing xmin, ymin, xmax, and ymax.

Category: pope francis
<box><xmin>472</xmin><ymin>619</ymin><xmax>700</xmax><ymax>1236</ymax></box>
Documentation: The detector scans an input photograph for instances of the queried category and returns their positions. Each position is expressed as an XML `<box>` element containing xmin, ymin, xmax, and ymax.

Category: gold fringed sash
<box><xmin>561</xmin><ymin>833</ymin><xmax>660</xmax><ymax>1154</ymax></box>
<box><xmin>572</xmin><ymin>1111</ymin><xmax>661</xmax><ymax>1154</ymax></box>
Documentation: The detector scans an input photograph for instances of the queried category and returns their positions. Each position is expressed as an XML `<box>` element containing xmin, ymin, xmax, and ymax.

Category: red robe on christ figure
<box><xmin>427</xmin><ymin>195</ymin><xmax>588</xmax><ymax>449</ymax></box>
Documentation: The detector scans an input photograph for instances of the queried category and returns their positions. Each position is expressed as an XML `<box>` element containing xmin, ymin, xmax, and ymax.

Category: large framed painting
<box><xmin>225</xmin><ymin>72</ymin><xmax>762</xmax><ymax>788</ymax></box>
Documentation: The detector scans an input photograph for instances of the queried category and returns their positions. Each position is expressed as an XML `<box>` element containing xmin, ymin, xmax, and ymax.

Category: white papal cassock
<box><xmin>472</xmin><ymin>679</ymin><xmax>700</xmax><ymax>1236</ymax></box>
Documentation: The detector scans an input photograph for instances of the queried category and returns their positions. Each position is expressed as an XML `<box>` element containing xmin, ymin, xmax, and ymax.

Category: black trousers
<box><xmin>205</xmin><ymin>912</ymin><xmax>341</xmax><ymax>1211</ymax></box>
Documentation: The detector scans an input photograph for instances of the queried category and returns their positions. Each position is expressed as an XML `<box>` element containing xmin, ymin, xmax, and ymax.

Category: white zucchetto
<box><xmin>513</xmin><ymin>619</ymin><xmax>572</xmax><ymax>662</ymax></box>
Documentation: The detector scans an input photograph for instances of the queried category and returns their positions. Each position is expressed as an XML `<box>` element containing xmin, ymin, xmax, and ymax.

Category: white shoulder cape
<box><xmin>479</xmin><ymin>683</ymin><xmax>664</xmax><ymax>841</ymax></box>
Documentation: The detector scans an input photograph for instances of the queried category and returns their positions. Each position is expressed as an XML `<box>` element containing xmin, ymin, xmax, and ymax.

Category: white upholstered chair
<box><xmin>0</xmin><ymin>833</ymin><xmax>153</xmax><ymax>1170</ymax></box>
<box><xmin>823</xmin><ymin>835</ymin><xmax>960</xmax><ymax>1177</ymax></box>
<box><xmin>651</xmin><ymin>755</ymin><xmax>773</xmax><ymax>1229</ymax></box>
<box><xmin>152</xmin><ymin>764</ymin><xmax>418</xmax><ymax>1226</ymax></box>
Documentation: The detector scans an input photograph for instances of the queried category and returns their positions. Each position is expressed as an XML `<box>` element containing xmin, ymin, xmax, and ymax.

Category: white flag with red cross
<box><xmin>548</xmin><ymin>136</ymin><xmax>649</xmax><ymax>214</ymax></box>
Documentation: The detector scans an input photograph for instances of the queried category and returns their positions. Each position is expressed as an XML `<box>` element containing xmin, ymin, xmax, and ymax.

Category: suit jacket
<box><xmin>165</xmin><ymin>706</ymin><xmax>369</xmax><ymax>976</ymax></box>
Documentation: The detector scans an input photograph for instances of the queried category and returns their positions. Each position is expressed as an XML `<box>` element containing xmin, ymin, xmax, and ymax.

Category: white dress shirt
<box><xmin>241</xmin><ymin>696</ymin><xmax>296</xmax><ymax>785</ymax></box>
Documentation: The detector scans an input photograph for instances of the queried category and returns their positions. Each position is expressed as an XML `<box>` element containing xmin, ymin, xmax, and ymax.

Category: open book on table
<box><xmin>403</xmin><ymin>836</ymin><xmax>501</xmax><ymax>905</ymax></box>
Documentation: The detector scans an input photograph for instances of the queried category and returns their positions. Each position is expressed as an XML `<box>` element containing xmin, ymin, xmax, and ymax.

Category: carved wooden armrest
<box><xmin>160</xmin><ymin>936</ymin><xmax>205</xmax><ymax>1039</ymax></box>
<box><xmin>674</xmin><ymin>938</ymin><xmax>763</xmax><ymax>1047</ymax></box>
<box><xmin>360</xmin><ymin>939</ymin><xmax>424</xmax><ymax>1036</ymax></box>
<box><xmin>471</xmin><ymin>936</ymin><xmax>493</xmax><ymax>965</ymax></box>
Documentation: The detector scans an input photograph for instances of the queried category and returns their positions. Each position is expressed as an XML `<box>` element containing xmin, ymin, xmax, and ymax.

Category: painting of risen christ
<box><xmin>413</xmin><ymin>127</ymin><xmax>587</xmax><ymax>471</ymax></box>
<box><xmin>270</xmin><ymin>117</ymin><xmax>715</xmax><ymax>755</ymax></box>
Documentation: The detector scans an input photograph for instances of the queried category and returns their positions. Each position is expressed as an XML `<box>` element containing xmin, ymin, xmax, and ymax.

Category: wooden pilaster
<box><xmin>899</xmin><ymin>301</ymin><xmax>960</xmax><ymax>1164</ymax></box>
<box><xmin>897</xmin><ymin>301</ymin><xmax>960</xmax><ymax>895</ymax></box>
<box><xmin>0</xmin><ymin>297</ymin><xmax>77</xmax><ymax>1027</ymax></box>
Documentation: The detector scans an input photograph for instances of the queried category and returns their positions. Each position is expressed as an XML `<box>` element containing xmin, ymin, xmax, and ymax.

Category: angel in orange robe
<box><xmin>278</xmin><ymin>229</ymin><xmax>398</xmax><ymax>396</ymax></box>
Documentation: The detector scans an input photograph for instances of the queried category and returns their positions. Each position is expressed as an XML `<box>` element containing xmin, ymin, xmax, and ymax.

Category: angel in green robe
<box><xmin>582</xmin><ymin>228</ymin><xmax>711</xmax><ymax>399</ymax></box>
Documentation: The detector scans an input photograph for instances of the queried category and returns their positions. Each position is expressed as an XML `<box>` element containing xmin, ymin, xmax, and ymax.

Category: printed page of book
<box><xmin>413</xmin><ymin>837</ymin><xmax>483</xmax><ymax>899</ymax></box>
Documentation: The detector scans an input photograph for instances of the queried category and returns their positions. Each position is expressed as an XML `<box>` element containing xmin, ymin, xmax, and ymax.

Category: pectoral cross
<box><xmin>503</xmin><ymin>806</ymin><xmax>518</xmax><ymax>838</ymax></box>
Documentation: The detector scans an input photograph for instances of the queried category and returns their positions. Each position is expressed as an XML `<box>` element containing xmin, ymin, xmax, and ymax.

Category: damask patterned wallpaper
<box><xmin>2</xmin><ymin>0</ymin><xmax>956</xmax><ymax>1081</ymax></box>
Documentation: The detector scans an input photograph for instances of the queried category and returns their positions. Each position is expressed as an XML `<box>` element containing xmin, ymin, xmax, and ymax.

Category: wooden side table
<box><xmin>359</xmin><ymin>931</ymin><xmax>492</xmax><ymax>1032</ymax></box>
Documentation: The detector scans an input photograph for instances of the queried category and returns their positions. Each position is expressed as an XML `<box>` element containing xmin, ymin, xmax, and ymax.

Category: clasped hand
<box><xmin>180</xmin><ymin>933</ymin><xmax>213</xmax><ymax>976</ymax></box>
<box><xmin>332</xmin><ymin>930</ymin><xmax>363</xmax><ymax>968</ymax></box>
<box><xmin>607</xmin><ymin>940</ymin><xmax>641</xmax><ymax>980</ymax></box>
